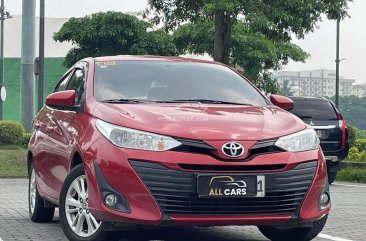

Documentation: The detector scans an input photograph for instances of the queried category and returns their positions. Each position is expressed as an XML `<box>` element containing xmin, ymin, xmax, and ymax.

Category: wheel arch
<box><xmin>69</xmin><ymin>151</ymin><xmax>84</xmax><ymax>171</ymax></box>
<box><xmin>27</xmin><ymin>151</ymin><xmax>33</xmax><ymax>176</ymax></box>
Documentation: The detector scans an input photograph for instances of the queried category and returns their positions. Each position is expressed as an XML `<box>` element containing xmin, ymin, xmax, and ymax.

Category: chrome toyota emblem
<box><xmin>222</xmin><ymin>142</ymin><xmax>245</xmax><ymax>157</ymax></box>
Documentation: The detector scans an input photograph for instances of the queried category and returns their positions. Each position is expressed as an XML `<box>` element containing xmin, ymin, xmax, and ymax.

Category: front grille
<box><xmin>172</xmin><ymin>138</ymin><xmax>284</xmax><ymax>161</ymax></box>
<box><xmin>130</xmin><ymin>160</ymin><xmax>316</xmax><ymax>215</ymax></box>
<box><xmin>178</xmin><ymin>163</ymin><xmax>286</xmax><ymax>171</ymax></box>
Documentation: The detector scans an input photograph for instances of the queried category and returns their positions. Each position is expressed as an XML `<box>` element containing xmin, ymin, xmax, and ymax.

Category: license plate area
<box><xmin>316</xmin><ymin>130</ymin><xmax>323</xmax><ymax>138</ymax></box>
<box><xmin>197</xmin><ymin>175</ymin><xmax>265</xmax><ymax>198</ymax></box>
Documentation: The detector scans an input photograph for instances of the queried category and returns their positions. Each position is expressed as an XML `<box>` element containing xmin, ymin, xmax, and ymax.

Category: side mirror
<box><xmin>270</xmin><ymin>94</ymin><xmax>294</xmax><ymax>111</ymax></box>
<box><xmin>45</xmin><ymin>90</ymin><xmax>76</xmax><ymax>107</ymax></box>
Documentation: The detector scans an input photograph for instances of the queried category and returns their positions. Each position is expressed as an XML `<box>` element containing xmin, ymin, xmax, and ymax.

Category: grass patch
<box><xmin>337</xmin><ymin>167</ymin><xmax>366</xmax><ymax>183</ymax></box>
<box><xmin>0</xmin><ymin>148</ymin><xmax>28</xmax><ymax>178</ymax></box>
<box><xmin>0</xmin><ymin>145</ymin><xmax>27</xmax><ymax>150</ymax></box>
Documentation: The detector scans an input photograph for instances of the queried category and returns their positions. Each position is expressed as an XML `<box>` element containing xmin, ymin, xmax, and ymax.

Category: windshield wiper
<box><xmin>296</xmin><ymin>115</ymin><xmax>314</xmax><ymax>119</ymax></box>
<box><xmin>101</xmin><ymin>99</ymin><xmax>146</xmax><ymax>104</ymax></box>
<box><xmin>102</xmin><ymin>98</ymin><xmax>252</xmax><ymax>106</ymax></box>
<box><xmin>171</xmin><ymin>99</ymin><xmax>252</xmax><ymax>106</ymax></box>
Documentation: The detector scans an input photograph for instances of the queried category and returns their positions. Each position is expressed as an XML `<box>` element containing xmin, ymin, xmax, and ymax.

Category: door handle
<box><xmin>46</xmin><ymin>126</ymin><xmax>56</xmax><ymax>133</ymax></box>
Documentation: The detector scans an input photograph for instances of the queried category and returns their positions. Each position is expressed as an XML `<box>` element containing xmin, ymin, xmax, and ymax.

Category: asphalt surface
<box><xmin>0</xmin><ymin>179</ymin><xmax>365</xmax><ymax>241</ymax></box>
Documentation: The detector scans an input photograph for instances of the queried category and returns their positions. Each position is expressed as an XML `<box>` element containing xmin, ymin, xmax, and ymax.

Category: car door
<box><xmin>40</xmin><ymin>62</ymin><xmax>87</xmax><ymax>199</ymax></box>
<box><xmin>34</xmin><ymin>69</ymin><xmax>73</xmax><ymax>198</ymax></box>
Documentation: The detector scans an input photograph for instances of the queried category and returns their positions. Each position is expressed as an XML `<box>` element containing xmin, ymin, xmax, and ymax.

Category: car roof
<box><xmin>289</xmin><ymin>96</ymin><xmax>329</xmax><ymax>102</ymax></box>
<box><xmin>91</xmin><ymin>55</ymin><xmax>219</xmax><ymax>65</ymax></box>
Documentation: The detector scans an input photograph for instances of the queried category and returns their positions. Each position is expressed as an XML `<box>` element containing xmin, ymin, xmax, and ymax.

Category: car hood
<box><xmin>92</xmin><ymin>103</ymin><xmax>306</xmax><ymax>140</ymax></box>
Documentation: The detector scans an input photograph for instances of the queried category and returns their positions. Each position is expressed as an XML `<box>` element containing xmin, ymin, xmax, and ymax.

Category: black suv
<box><xmin>289</xmin><ymin>97</ymin><xmax>349</xmax><ymax>184</ymax></box>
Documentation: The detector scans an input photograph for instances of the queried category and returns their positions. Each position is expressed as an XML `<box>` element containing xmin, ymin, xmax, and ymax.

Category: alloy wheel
<box><xmin>29</xmin><ymin>168</ymin><xmax>37</xmax><ymax>215</ymax></box>
<box><xmin>64</xmin><ymin>175</ymin><xmax>101</xmax><ymax>237</ymax></box>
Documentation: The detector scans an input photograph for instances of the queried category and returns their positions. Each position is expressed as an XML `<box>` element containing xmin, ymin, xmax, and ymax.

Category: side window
<box><xmin>66</xmin><ymin>69</ymin><xmax>85</xmax><ymax>105</ymax></box>
<box><xmin>55</xmin><ymin>72</ymin><xmax>72</xmax><ymax>92</ymax></box>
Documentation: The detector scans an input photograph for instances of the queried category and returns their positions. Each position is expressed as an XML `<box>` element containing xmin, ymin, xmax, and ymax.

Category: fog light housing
<box><xmin>319</xmin><ymin>192</ymin><xmax>330</xmax><ymax>210</ymax></box>
<box><xmin>105</xmin><ymin>193</ymin><xmax>118</xmax><ymax>207</ymax></box>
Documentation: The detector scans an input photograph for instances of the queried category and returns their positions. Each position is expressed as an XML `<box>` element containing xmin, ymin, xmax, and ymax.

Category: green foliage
<box><xmin>173</xmin><ymin>21</ymin><xmax>214</xmax><ymax>56</ymax></box>
<box><xmin>347</xmin><ymin>147</ymin><xmax>363</xmax><ymax>162</ymax></box>
<box><xmin>172</xmin><ymin>20</ymin><xmax>306</xmax><ymax>92</ymax></box>
<box><xmin>20</xmin><ymin>132</ymin><xmax>32</xmax><ymax>148</ymax></box>
<box><xmin>0</xmin><ymin>145</ymin><xmax>26</xmax><ymax>150</ymax></box>
<box><xmin>148</xmin><ymin>0</ymin><xmax>349</xmax><ymax>92</ymax></box>
<box><xmin>347</xmin><ymin>142</ymin><xmax>366</xmax><ymax>163</ymax></box>
<box><xmin>146</xmin><ymin>0</ymin><xmax>350</xmax><ymax>32</ymax></box>
<box><xmin>353</xmin><ymin>139</ymin><xmax>366</xmax><ymax>152</ymax></box>
<box><xmin>248</xmin><ymin>72</ymin><xmax>280</xmax><ymax>94</ymax></box>
<box><xmin>229</xmin><ymin>24</ymin><xmax>308</xmax><ymax>78</ymax></box>
<box><xmin>337</xmin><ymin>167</ymin><xmax>366</xmax><ymax>183</ymax></box>
<box><xmin>334</xmin><ymin>95</ymin><xmax>366</xmax><ymax>130</ymax></box>
<box><xmin>54</xmin><ymin>12</ymin><xmax>178</xmax><ymax>67</ymax></box>
<box><xmin>279</xmin><ymin>80</ymin><xmax>295</xmax><ymax>96</ymax></box>
<box><xmin>130</xmin><ymin>30</ymin><xmax>178</xmax><ymax>56</ymax></box>
<box><xmin>356</xmin><ymin>129</ymin><xmax>366</xmax><ymax>139</ymax></box>
<box><xmin>347</xmin><ymin>124</ymin><xmax>357</xmax><ymax>147</ymax></box>
<box><xmin>0</xmin><ymin>121</ymin><xmax>24</xmax><ymax>145</ymax></box>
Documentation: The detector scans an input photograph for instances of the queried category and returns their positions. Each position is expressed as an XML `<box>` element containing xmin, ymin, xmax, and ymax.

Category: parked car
<box><xmin>289</xmin><ymin>97</ymin><xmax>349</xmax><ymax>184</ymax></box>
<box><xmin>28</xmin><ymin>56</ymin><xmax>330</xmax><ymax>241</ymax></box>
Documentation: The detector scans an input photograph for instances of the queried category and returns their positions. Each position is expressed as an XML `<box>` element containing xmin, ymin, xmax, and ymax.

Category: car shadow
<box><xmin>115</xmin><ymin>226</ymin><xmax>265</xmax><ymax>241</ymax></box>
<box><xmin>25</xmin><ymin>214</ymin><xmax>265</xmax><ymax>241</ymax></box>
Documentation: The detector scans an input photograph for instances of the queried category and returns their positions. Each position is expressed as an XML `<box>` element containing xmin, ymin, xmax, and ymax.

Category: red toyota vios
<box><xmin>28</xmin><ymin>56</ymin><xmax>330</xmax><ymax>241</ymax></box>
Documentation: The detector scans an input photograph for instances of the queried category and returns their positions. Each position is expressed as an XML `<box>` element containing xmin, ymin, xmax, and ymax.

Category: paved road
<box><xmin>0</xmin><ymin>179</ymin><xmax>365</xmax><ymax>241</ymax></box>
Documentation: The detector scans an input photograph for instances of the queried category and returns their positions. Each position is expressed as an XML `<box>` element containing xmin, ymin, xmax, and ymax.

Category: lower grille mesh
<box><xmin>130</xmin><ymin>160</ymin><xmax>316</xmax><ymax>215</ymax></box>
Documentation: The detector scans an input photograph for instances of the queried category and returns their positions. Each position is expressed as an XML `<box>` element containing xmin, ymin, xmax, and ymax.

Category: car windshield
<box><xmin>290</xmin><ymin>100</ymin><xmax>338</xmax><ymax>120</ymax></box>
<box><xmin>93</xmin><ymin>60</ymin><xmax>267</xmax><ymax>106</ymax></box>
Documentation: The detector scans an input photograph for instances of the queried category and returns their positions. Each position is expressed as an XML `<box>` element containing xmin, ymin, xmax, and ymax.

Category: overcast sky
<box><xmin>4</xmin><ymin>0</ymin><xmax>366</xmax><ymax>83</ymax></box>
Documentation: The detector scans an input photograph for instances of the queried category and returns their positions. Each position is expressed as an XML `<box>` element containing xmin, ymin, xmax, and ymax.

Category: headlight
<box><xmin>275</xmin><ymin>128</ymin><xmax>320</xmax><ymax>152</ymax></box>
<box><xmin>95</xmin><ymin>119</ymin><xmax>182</xmax><ymax>151</ymax></box>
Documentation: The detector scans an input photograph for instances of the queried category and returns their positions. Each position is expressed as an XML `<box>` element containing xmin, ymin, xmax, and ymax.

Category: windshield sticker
<box><xmin>96</xmin><ymin>62</ymin><xmax>116</xmax><ymax>68</ymax></box>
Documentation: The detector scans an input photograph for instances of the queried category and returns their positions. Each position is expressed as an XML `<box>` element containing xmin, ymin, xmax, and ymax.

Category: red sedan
<box><xmin>28</xmin><ymin>56</ymin><xmax>330</xmax><ymax>241</ymax></box>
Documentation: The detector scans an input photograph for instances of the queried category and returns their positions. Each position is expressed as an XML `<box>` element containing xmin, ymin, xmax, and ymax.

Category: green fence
<box><xmin>3</xmin><ymin>58</ymin><xmax>67</xmax><ymax>121</ymax></box>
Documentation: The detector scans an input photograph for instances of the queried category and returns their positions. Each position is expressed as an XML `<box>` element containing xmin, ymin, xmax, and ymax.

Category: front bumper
<box><xmin>324</xmin><ymin>146</ymin><xmax>349</xmax><ymax>173</ymax></box>
<box><xmin>130</xmin><ymin>160</ymin><xmax>316</xmax><ymax>216</ymax></box>
<box><xmin>322</xmin><ymin>142</ymin><xmax>349</xmax><ymax>162</ymax></box>
<box><xmin>83</xmin><ymin>137</ymin><xmax>330</xmax><ymax>227</ymax></box>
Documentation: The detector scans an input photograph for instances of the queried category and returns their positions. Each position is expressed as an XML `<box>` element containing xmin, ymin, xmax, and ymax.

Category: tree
<box><xmin>331</xmin><ymin>95</ymin><xmax>366</xmax><ymax>130</ymax></box>
<box><xmin>279</xmin><ymin>80</ymin><xmax>296</xmax><ymax>96</ymax></box>
<box><xmin>171</xmin><ymin>20</ymin><xmax>306</xmax><ymax>92</ymax></box>
<box><xmin>54</xmin><ymin>12</ymin><xmax>178</xmax><ymax>67</ymax></box>
<box><xmin>146</xmin><ymin>0</ymin><xmax>351</xmax><ymax>91</ymax></box>
<box><xmin>147</xmin><ymin>0</ymin><xmax>349</xmax><ymax>62</ymax></box>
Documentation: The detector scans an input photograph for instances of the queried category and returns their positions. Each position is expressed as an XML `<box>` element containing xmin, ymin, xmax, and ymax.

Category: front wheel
<box><xmin>59</xmin><ymin>164</ymin><xmax>113</xmax><ymax>241</ymax></box>
<box><xmin>258</xmin><ymin>214</ymin><xmax>328</xmax><ymax>241</ymax></box>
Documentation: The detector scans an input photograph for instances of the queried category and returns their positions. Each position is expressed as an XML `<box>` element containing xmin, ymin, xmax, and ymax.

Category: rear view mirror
<box><xmin>45</xmin><ymin>90</ymin><xmax>76</xmax><ymax>107</ymax></box>
<box><xmin>270</xmin><ymin>95</ymin><xmax>294</xmax><ymax>111</ymax></box>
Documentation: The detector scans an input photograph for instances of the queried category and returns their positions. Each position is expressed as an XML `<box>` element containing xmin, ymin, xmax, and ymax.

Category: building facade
<box><xmin>352</xmin><ymin>83</ymin><xmax>366</xmax><ymax>97</ymax></box>
<box><xmin>274</xmin><ymin>69</ymin><xmax>355</xmax><ymax>97</ymax></box>
<box><xmin>3</xmin><ymin>15</ymin><xmax>70</xmax><ymax>121</ymax></box>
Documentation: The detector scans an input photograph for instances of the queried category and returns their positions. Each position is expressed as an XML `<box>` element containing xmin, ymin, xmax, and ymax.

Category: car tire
<box><xmin>258</xmin><ymin>214</ymin><xmax>328</xmax><ymax>241</ymax></box>
<box><xmin>328</xmin><ymin>172</ymin><xmax>337</xmax><ymax>184</ymax></box>
<box><xmin>59</xmin><ymin>164</ymin><xmax>116</xmax><ymax>241</ymax></box>
<box><xmin>28</xmin><ymin>164</ymin><xmax>55</xmax><ymax>222</ymax></box>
